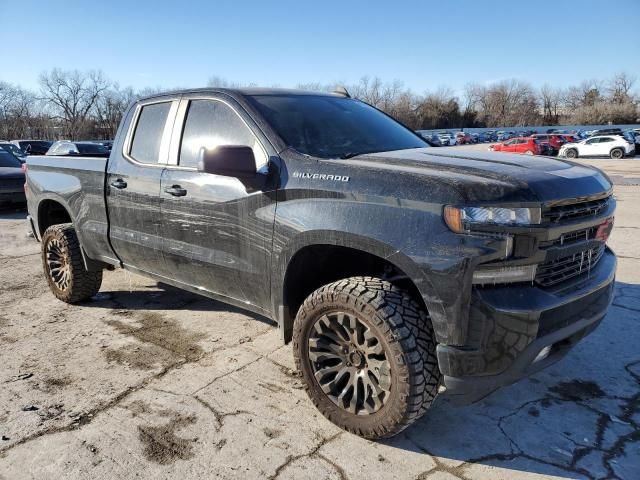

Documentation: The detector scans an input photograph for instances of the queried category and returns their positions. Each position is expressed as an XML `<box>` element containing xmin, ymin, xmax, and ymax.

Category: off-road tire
<box><xmin>565</xmin><ymin>148</ymin><xmax>578</xmax><ymax>159</ymax></box>
<box><xmin>41</xmin><ymin>223</ymin><xmax>102</xmax><ymax>303</ymax></box>
<box><xmin>293</xmin><ymin>276</ymin><xmax>440</xmax><ymax>439</ymax></box>
<box><xmin>610</xmin><ymin>148</ymin><xmax>624</xmax><ymax>159</ymax></box>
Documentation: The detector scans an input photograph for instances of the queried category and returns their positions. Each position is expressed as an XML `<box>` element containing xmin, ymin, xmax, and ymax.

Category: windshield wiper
<box><xmin>339</xmin><ymin>150</ymin><xmax>379</xmax><ymax>159</ymax></box>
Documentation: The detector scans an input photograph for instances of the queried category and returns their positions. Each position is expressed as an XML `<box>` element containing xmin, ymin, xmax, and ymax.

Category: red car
<box><xmin>559</xmin><ymin>134</ymin><xmax>579</xmax><ymax>143</ymax></box>
<box><xmin>489</xmin><ymin>137</ymin><xmax>542</xmax><ymax>155</ymax></box>
<box><xmin>530</xmin><ymin>134</ymin><xmax>566</xmax><ymax>153</ymax></box>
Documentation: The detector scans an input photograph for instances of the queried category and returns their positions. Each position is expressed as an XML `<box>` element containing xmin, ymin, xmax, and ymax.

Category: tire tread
<box><xmin>293</xmin><ymin>276</ymin><xmax>440</xmax><ymax>439</ymax></box>
<box><xmin>41</xmin><ymin>223</ymin><xmax>102</xmax><ymax>303</ymax></box>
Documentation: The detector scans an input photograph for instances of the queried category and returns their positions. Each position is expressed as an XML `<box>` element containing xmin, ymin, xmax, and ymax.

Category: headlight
<box><xmin>444</xmin><ymin>206</ymin><xmax>541</xmax><ymax>233</ymax></box>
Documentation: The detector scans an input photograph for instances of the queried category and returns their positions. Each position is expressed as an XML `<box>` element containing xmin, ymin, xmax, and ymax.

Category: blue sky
<box><xmin>2</xmin><ymin>0</ymin><xmax>639</xmax><ymax>94</ymax></box>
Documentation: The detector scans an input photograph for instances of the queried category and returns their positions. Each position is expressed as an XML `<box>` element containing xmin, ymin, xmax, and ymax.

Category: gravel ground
<box><xmin>0</xmin><ymin>151</ymin><xmax>639</xmax><ymax>479</ymax></box>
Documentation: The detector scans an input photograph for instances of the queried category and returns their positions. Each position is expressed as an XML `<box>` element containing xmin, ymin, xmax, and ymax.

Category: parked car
<box><xmin>0</xmin><ymin>142</ymin><xmax>27</xmax><ymax>162</ymax></box>
<box><xmin>0</xmin><ymin>148</ymin><xmax>26</xmax><ymax>206</ymax></box>
<box><xmin>559</xmin><ymin>135</ymin><xmax>635</xmax><ymax>159</ymax></box>
<box><xmin>437</xmin><ymin>131</ymin><xmax>456</xmax><ymax>146</ymax></box>
<box><xmin>484</xmin><ymin>130</ymin><xmax>497</xmax><ymax>142</ymax></box>
<box><xmin>591</xmin><ymin>128</ymin><xmax>623</xmax><ymax>137</ymax></box>
<box><xmin>46</xmin><ymin>141</ymin><xmax>111</xmax><ymax>158</ymax></box>
<box><xmin>496</xmin><ymin>131</ymin><xmax>513</xmax><ymax>141</ymax></box>
<box><xmin>558</xmin><ymin>134</ymin><xmax>580</xmax><ymax>144</ymax></box>
<box><xmin>530</xmin><ymin>134</ymin><xmax>566</xmax><ymax>154</ymax></box>
<box><xmin>489</xmin><ymin>137</ymin><xmax>543</xmax><ymax>155</ymax></box>
<box><xmin>10</xmin><ymin>140</ymin><xmax>52</xmax><ymax>156</ymax></box>
<box><xmin>470</xmin><ymin>133</ymin><xmax>479</xmax><ymax>143</ymax></box>
<box><xmin>82</xmin><ymin>140</ymin><xmax>114</xmax><ymax>152</ymax></box>
<box><xmin>476</xmin><ymin>132</ymin><xmax>490</xmax><ymax>142</ymax></box>
<box><xmin>623</xmin><ymin>131</ymin><xmax>640</xmax><ymax>151</ymax></box>
<box><xmin>416</xmin><ymin>131</ymin><xmax>442</xmax><ymax>147</ymax></box>
<box><xmin>25</xmin><ymin>87</ymin><xmax>617</xmax><ymax>439</ymax></box>
<box><xmin>455</xmin><ymin>132</ymin><xmax>472</xmax><ymax>145</ymax></box>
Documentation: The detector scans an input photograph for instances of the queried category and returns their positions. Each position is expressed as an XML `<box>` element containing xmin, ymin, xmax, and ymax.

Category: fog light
<box><xmin>472</xmin><ymin>264</ymin><xmax>537</xmax><ymax>285</ymax></box>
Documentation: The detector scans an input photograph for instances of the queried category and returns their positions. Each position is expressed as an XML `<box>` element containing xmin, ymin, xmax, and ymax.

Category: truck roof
<box><xmin>137</xmin><ymin>87</ymin><xmax>343</xmax><ymax>103</ymax></box>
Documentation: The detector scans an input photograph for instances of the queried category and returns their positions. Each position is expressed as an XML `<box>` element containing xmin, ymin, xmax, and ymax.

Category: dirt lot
<box><xmin>1</xmin><ymin>154</ymin><xmax>639</xmax><ymax>480</ymax></box>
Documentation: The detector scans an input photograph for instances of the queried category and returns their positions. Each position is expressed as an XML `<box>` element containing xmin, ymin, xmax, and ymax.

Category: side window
<box><xmin>130</xmin><ymin>102</ymin><xmax>172</xmax><ymax>164</ymax></box>
<box><xmin>179</xmin><ymin>99</ymin><xmax>267</xmax><ymax>169</ymax></box>
<box><xmin>586</xmin><ymin>138</ymin><xmax>598</xmax><ymax>144</ymax></box>
<box><xmin>599</xmin><ymin>137</ymin><xmax>613</xmax><ymax>143</ymax></box>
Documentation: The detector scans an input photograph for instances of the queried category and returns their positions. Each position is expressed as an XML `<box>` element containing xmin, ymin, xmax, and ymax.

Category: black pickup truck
<box><xmin>25</xmin><ymin>88</ymin><xmax>616</xmax><ymax>439</ymax></box>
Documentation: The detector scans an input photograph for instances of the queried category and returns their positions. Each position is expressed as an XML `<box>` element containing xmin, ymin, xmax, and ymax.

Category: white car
<box><xmin>559</xmin><ymin>135</ymin><xmax>635</xmax><ymax>159</ymax></box>
<box><xmin>437</xmin><ymin>132</ymin><xmax>456</xmax><ymax>146</ymax></box>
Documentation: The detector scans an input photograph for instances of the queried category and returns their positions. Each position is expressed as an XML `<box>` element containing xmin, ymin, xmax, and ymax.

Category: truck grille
<box><xmin>548</xmin><ymin>226</ymin><xmax>599</xmax><ymax>247</ymax></box>
<box><xmin>536</xmin><ymin>244</ymin><xmax>606</xmax><ymax>287</ymax></box>
<box><xmin>544</xmin><ymin>196</ymin><xmax>610</xmax><ymax>223</ymax></box>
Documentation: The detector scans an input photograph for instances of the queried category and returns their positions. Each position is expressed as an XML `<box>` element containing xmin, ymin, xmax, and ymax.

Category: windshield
<box><xmin>247</xmin><ymin>94</ymin><xmax>428</xmax><ymax>159</ymax></box>
<box><xmin>0</xmin><ymin>150</ymin><xmax>22</xmax><ymax>168</ymax></box>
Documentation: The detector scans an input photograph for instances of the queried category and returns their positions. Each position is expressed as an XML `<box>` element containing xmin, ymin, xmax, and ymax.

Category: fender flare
<box><xmin>270</xmin><ymin>230</ymin><xmax>446</xmax><ymax>342</ymax></box>
<box><xmin>35</xmin><ymin>195</ymin><xmax>105</xmax><ymax>272</ymax></box>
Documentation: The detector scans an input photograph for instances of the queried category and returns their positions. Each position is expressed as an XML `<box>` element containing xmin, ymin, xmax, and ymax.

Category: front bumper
<box><xmin>439</xmin><ymin>247</ymin><xmax>616</xmax><ymax>405</ymax></box>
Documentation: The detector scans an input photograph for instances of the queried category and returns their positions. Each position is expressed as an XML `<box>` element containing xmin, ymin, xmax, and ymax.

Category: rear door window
<box><xmin>130</xmin><ymin>102</ymin><xmax>172</xmax><ymax>164</ymax></box>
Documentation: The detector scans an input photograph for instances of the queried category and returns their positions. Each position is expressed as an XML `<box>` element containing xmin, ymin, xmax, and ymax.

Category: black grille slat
<box><xmin>552</xmin><ymin>226</ymin><xmax>599</xmax><ymax>246</ymax></box>
<box><xmin>544</xmin><ymin>197</ymin><xmax>610</xmax><ymax>223</ymax></box>
<box><xmin>535</xmin><ymin>244</ymin><xmax>605</xmax><ymax>287</ymax></box>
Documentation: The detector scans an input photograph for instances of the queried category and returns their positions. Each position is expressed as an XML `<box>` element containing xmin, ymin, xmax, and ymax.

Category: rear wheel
<box><xmin>565</xmin><ymin>148</ymin><xmax>578</xmax><ymax>159</ymax></box>
<box><xmin>524</xmin><ymin>150</ymin><xmax>534</xmax><ymax>155</ymax></box>
<box><xmin>293</xmin><ymin>276</ymin><xmax>440</xmax><ymax>439</ymax></box>
<box><xmin>610</xmin><ymin>148</ymin><xmax>624</xmax><ymax>159</ymax></box>
<box><xmin>41</xmin><ymin>223</ymin><xmax>103</xmax><ymax>303</ymax></box>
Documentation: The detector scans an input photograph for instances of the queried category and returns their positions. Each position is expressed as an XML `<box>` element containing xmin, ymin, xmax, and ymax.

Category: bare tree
<box><xmin>416</xmin><ymin>87</ymin><xmax>461</xmax><ymax>129</ymax></box>
<box><xmin>539</xmin><ymin>84</ymin><xmax>564</xmax><ymax>125</ymax></box>
<box><xmin>39</xmin><ymin>69</ymin><xmax>111</xmax><ymax>139</ymax></box>
<box><xmin>94</xmin><ymin>85</ymin><xmax>137</xmax><ymax>139</ymax></box>
<box><xmin>469</xmin><ymin>79</ymin><xmax>539</xmax><ymax>127</ymax></box>
<box><xmin>608</xmin><ymin>72</ymin><xmax>636</xmax><ymax>104</ymax></box>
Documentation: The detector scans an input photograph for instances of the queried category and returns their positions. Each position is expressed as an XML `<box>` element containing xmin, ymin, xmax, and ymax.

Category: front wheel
<box><xmin>610</xmin><ymin>148</ymin><xmax>624</xmax><ymax>159</ymax></box>
<box><xmin>293</xmin><ymin>277</ymin><xmax>440</xmax><ymax>439</ymax></box>
<box><xmin>41</xmin><ymin>223</ymin><xmax>103</xmax><ymax>303</ymax></box>
<box><xmin>524</xmin><ymin>150</ymin><xmax>534</xmax><ymax>155</ymax></box>
<box><xmin>565</xmin><ymin>149</ymin><xmax>578</xmax><ymax>159</ymax></box>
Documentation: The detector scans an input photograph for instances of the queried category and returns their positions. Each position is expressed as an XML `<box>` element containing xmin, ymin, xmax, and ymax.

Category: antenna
<box><xmin>334</xmin><ymin>86</ymin><xmax>351</xmax><ymax>98</ymax></box>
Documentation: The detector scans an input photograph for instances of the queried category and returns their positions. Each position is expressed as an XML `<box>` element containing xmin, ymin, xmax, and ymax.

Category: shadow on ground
<box><xmin>84</xmin><ymin>281</ymin><xmax>276</xmax><ymax>327</ymax></box>
<box><xmin>384</xmin><ymin>281</ymin><xmax>640</xmax><ymax>480</ymax></box>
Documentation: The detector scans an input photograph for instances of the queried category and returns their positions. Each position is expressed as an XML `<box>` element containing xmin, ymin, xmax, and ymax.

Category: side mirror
<box><xmin>197</xmin><ymin>145</ymin><xmax>257</xmax><ymax>178</ymax></box>
<box><xmin>197</xmin><ymin>145</ymin><xmax>267</xmax><ymax>191</ymax></box>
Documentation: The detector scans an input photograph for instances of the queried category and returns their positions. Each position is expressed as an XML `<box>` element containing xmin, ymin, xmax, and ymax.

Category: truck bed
<box><xmin>26</xmin><ymin>155</ymin><xmax>117</xmax><ymax>264</ymax></box>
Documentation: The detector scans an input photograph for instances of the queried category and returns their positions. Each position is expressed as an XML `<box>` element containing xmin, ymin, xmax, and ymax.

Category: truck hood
<box><xmin>342</xmin><ymin>147</ymin><xmax>612</xmax><ymax>203</ymax></box>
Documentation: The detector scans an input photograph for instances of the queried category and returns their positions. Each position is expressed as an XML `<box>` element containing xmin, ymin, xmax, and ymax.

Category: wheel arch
<box><xmin>37</xmin><ymin>197</ymin><xmax>73</xmax><ymax>237</ymax></box>
<box><xmin>610</xmin><ymin>146</ymin><xmax>624</xmax><ymax>158</ymax></box>
<box><xmin>36</xmin><ymin>197</ymin><xmax>105</xmax><ymax>272</ymax></box>
<box><xmin>273</xmin><ymin>231</ymin><xmax>439</xmax><ymax>343</ymax></box>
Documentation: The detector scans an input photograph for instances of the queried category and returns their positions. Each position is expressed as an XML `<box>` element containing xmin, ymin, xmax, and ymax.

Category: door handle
<box><xmin>164</xmin><ymin>185</ymin><xmax>187</xmax><ymax>197</ymax></box>
<box><xmin>110</xmin><ymin>178</ymin><xmax>127</xmax><ymax>189</ymax></box>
